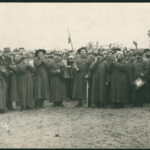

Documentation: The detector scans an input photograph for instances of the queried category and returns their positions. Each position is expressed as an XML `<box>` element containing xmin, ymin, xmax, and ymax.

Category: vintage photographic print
<box><xmin>0</xmin><ymin>2</ymin><xmax>150</xmax><ymax>148</ymax></box>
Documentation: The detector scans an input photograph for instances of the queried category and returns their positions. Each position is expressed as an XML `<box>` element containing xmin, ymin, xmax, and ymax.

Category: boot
<box><xmin>0</xmin><ymin>109</ymin><xmax>6</xmax><ymax>114</ymax></box>
<box><xmin>39</xmin><ymin>99</ymin><xmax>45</xmax><ymax>108</ymax></box>
<box><xmin>75</xmin><ymin>100</ymin><xmax>82</xmax><ymax>107</ymax></box>
<box><xmin>53</xmin><ymin>102</ymin><xmax>59</xmax><ymax>107</ymax></box>
<box><xmin>58</xmin><ymin>101</ymin><xmax>64</xmax><ymax>107</ymax></box>
<box><xmin>26</xmin><ymin>105</ymin><xmax>32</xmax><ymax>110</ymax></box>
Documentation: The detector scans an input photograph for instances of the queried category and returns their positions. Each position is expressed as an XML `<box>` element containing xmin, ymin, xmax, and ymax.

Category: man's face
<box><xmin>136</xmin><ymin>55</ymin><xmax>142</xmax><ymax>61</ymax></box>
<box><xmin>147</xmin><ymin>52</ymin><xmax>150</xmax><ymax>57</ymax></box>
<box><xmin>10</xmin><ymin>54</ymin><xmax>14</xmax><ymax>59</ymax></box>
<box><xmin>38</xmin><ymin>52</ymin><xmax>44</xmax><ymax>59</ymax></box>
<box><xmin>80</xmin><ymin>49</ymin><xmax>86</xmax><ymax>56</ymax></box>
<box><xmin>123</xmin><ymin>50</ymin><xmax>127</xmax><ymax>54</ymax></box>
<box><xmin>15</xmin><ymin>54</ymin><xmax>22</xmax><ymax>62</ymax></box>
<box><xmin>68</xmin><ymin>52</ymin><xmax>73</xmax><ymax>56</ymax></box>
<box><xmin>50</xmin><ymin>53</ymin><xmax>54</xmax><ymax>58</ymax></box>
<box><xmin>54</xmin><ymin>55</ymin><xmax>61</xmax><ymax>61</ymax></box>
<box><xmin>129</xmin><ymin>50</ymin><xmax>134</xmax><ymax>54</ymax></box>
<box><xmin>3</xmin><ymin>52</ymin><xmax>10</xmax><ymax>57</ymax></box>
<box><xmin>116</xmin><ymin>53</ymin><xmax>122</xmax><ymax>60</ymax></box>
<box><xmin>62</xmin><ymin>53</ymin><xmax>67</xmax><ymax>59</ymax></box>
<box><xmin>49</xmin><ymin>55</ymin><xmax>54</xmax><ymax>59</ymax></box>
<box><xmin>107</xmin><ymin>52</ymin><xmax>112</xmax><ymax>58</ymax></box>
<box><xmin>13</xmin><ymin>51</ymin><xmax>18</xmax><ymax>56</ymax></box>
<box><xmin>88</xmin><ymin>53</ymin><xmax>93</xmax><ymax>58</ymax></box>
<box><xmin>93</xmin><ymin>49</ymin><xmax>98</xmax><ymax>54</ymax></box>
<box><xmin>103</xmin><ymin>53</ymin><xmax>107</xmax><ymax>59</ymax></box>
<box><xmin>28</xmin><ymin>52</ymin><xmax>34</xmax><ymax>58</ymax></box>
<box><xmin>69</xmin><ymin>57</ymin><xmax>74</xmax><ymax>62</ymax></box>
<box><xmin>19</xmin><ymin>48</ymin><xmax>24</xmax><ymax>52</ymax></box>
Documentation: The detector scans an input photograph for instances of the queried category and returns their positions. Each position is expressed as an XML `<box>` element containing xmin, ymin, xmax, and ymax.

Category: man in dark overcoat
<box><xmin>34</xmin><ymin>49</ymin><xmax>50</xmax><ymax>108</ymax></box>
<box><xmin>72</xmin><ymin>47</ymin><xmax>91</xmax><ymax>107</ymax></box>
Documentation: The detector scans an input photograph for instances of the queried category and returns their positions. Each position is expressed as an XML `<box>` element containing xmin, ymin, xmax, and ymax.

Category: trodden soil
<box><xmin>0</xmin><ymin>100</ymin><xmax>150</xmax><ymax>148</ymax></box>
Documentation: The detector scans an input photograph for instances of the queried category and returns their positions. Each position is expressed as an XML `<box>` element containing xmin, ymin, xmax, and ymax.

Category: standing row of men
<box><xmin>0</xmin><ymin>46</ymin><xmax>150</xmax><ymax>113</ymax></box>
<box><xmin>67</xmin><ymin>47</ymin><xmax>150</xmax><ymax>108</ymax></box>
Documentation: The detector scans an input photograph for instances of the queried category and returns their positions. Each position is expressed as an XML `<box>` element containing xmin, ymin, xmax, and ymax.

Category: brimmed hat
<box><xmin>77</xmin><ymin>47</ymin><xmax>88</xmax><ymax>54</ymax></box>
<box><xmin>111</xmin><ymin>47</ymin><xmax>121</xmax><ymax>51</ymax></box>
<box><xmin>135</xmin><ymin>51</ymin><xmax>143</xmax><ymax>56</ymax></box>
<box><xmin>68</xmin><ymin>55</ymin><xmax>74</xmax><ymax>59</ymax></box>
<box><xmin>66</xmin><ymin>50</ymin><xmax>74</xmax><ymax>56</ymax></box>
<box><xmin>49</xmin><ymin>51</ymin><xmax>55</xmax><ymax>55</ymax></box>
<box><xmin>144</xmin><ymin>49</ymin><xmax>150</xmax><ymax>53</ymax></box>
<box><xmin>19</xmin><ymin>47</ymin><xmax>25</xmax><ymax>51</ymax></box>
<box><xmin>101</xmin><ymin>51</ymin><xmax>108</xmax><ymax>55</ymax></box>
<box><xmin>16</xmin><ymin>52</ymin><xmax>23</xmax><ymax>56</ymax></box>
<box><xmin>107</xmin><ymin>50</ymin><xmax>113</xmax><ymax>54</ymax></box>
<box><xmin>35</xmin><ymin>49</ymin><xmax>46</xmax><ymax>56</ymax></box>
<box><xmin>54</xmin><ymin>52</ymin><xmax>62</xmax><ymax>57</ymax></box>
<box><xmin>13</xmin><ymin>48</ymin><xmax>19</xmax><ymax>53</ymax></box>
<box><xmin>3</xmin><ymin>47</ymin><xmax>11</xmax><ymax>53</ymax></box>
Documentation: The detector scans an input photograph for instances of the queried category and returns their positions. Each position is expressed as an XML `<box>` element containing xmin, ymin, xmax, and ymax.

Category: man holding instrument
<box><xmin>72</xmin><ymin>47</ymin><xmax>91</xmax><ymax>107</ymax></box>
<box><xmin>132</xmin><ymin>51</ymin><xmax>147</xmax><ymax>107</ymax></box>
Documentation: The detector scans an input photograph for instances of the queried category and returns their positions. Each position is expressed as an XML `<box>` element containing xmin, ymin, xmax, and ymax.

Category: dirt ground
<box><xmin>0</xmin><ymin>100</ymin><xmax>150</xmax><ymax>148</ymax></box>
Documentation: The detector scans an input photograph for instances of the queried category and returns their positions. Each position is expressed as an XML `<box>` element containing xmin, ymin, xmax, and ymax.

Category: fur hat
<box><xmin>35</xmin><ymin>49</ymin><xmax>46</xmax><ymax>56</ymax></box>
<box><xmin>77</xmin><ymin>47</ymin><xmax>88</xmax><ymax>54</ymax></box>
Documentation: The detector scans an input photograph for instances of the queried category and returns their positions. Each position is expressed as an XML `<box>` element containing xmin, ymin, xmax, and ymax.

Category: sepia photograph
<box><xmin>0</xmin><ymin>2</ymin><xmax>150</xmax><ymax>148</ymax></box>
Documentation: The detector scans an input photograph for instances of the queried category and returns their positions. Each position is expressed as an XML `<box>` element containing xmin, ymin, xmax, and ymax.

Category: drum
<box><xmin>133</xmin><ymin>77</ymin><xmax>145</xmax><ymax>90</ymax></box>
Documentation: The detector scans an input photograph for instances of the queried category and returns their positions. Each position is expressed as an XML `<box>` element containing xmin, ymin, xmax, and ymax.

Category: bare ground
<box><xmin>0</xmin><ymin>100</ymin><xmax>150</xmax><ymax>148</ymax></box>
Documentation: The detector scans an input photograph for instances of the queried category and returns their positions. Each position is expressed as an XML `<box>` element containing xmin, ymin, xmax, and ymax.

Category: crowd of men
<box><xmin>0</xmin><ymin>46</ymin><xmax>150</xmax><ymax>113</ymax></box>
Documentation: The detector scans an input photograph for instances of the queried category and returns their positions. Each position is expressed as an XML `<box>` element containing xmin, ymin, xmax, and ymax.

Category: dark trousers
<box><xmin>35</xmin><ymin>98</ymin><xmax>44</xmax><ymax>107</ymax></box>
<box><xmin>6</xmin><ymin>77</ymin><xmax>13</xmax><ymax>110</ymax></box>
<box><xmin>128</xmin><ymin>85</ymin><xmax>133</xmax><ymax>104</ymax></box>
<box><xmin>145</xmin><ymin>83</ymin><xmax>150</xmax><ymax>103</ymax></box>
<box><xmin>133</xmin><ymin>86</ymin><xmax>146</xmax><ymax>106</ymax></box>
<box><xmin>65</xmin><ymin>79</ymin><xmax>73</xmax><ymax>99</ymax></box>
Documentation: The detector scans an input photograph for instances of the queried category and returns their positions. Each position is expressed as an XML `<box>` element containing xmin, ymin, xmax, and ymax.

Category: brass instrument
<box><xmin>133</xmin><ymin>77</ymin><xmax>145</xmax><ymax>90</ymax></box>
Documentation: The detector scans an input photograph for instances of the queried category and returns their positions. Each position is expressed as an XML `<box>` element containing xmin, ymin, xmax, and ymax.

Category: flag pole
<box><xmin>67</xmin><ymin>28</ymin><xmax>74</xmax><ymax>50</ymax></box>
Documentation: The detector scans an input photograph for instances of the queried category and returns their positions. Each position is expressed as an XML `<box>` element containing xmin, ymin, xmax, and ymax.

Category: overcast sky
<box><xmin>0</xmin><ymin>3</ymin><xmax>150</xmax><ymax>50</ymax></box>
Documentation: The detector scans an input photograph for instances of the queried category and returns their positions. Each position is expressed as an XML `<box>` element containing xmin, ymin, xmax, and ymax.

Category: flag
<box><xmin>96</xmin><ymin>41</ymin><xmax>98</xmax><ymax>46</ymax></box>
<box><xmin>67</xmin><ymin>29</ymin><xmax>74</xmax><ymax>50</ymax></box>
<box><xmin>133</xmin><ymin>41</ymin><xmax>137</xmax><ymax>49</ymax></box>
<box><xmin>68</xmin><ymin>35</ymin><xmax>71</xmax><ymax>44</ymax></box>
<box><xmin>109</xmin><ymin>43</ymin><xmax>112</xmax><ymax>49</ymax></box>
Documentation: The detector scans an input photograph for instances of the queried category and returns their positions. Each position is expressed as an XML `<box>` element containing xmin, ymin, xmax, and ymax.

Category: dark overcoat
<box><xmin>48</xmin><ymin>60</ymin><xmax>66</xmax><ymax>102</ymax></box>
<box><xmin>0</xmin><ymin>64</ymin><xmax>8</xmax><ymax>110</ymax></box>
<box><xmin>90</xmin><ymin>58</ymin><xmax>110</xmax><ymax>107</ymax></box>
<box><xmin>72</xmin><ymin>56</ymin><xmax>91</xmax><ymax>100</ymax></box>
<box><xmin>17</xmin><ymin>60</ymin><xmax>35</xmax><ymax>108</ymax></box>
<box><xmin>34</xmin><ymin>58</ymin><xmax>50</xmax><ymax>100</ymax></box>
<box><xmin>109</xmin><ymin>60</ymin><xmax>128</xmax><ymax>104</ymax></box>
